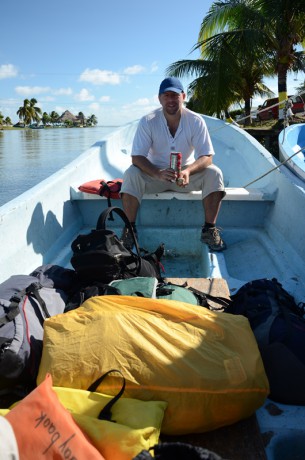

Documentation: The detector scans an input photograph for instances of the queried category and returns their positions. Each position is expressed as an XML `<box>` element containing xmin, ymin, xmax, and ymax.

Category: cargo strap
<box><xmin>0</xmin><ymin>282</ymin><xmax>51</xmax><ymax>327</ymax></box>
<box><xmin>157</xmin><ymin>282</ymin><xmax>232</xmax><ymax>311</ymax></box>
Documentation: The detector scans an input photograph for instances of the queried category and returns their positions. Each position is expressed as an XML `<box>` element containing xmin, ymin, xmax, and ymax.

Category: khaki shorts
<box><xmin>121</xmin><ymin>164</ymin><xmax>226</xmax><ymax>204</ymax></box>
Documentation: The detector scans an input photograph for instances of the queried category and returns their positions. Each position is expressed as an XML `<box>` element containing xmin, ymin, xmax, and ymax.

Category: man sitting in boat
<box><xmin>120</xmin><ymin>77</ymin><xmax>226</xmax><ymax>251</ymax></box>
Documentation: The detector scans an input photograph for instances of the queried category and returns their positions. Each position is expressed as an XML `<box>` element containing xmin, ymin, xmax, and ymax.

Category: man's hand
<box><xmin>157</xmin><ymin>168</ymin><xmax>177</xmax><ymax>182</ymax></box>
<box><xmin>177</xmin><ymin>169</ymin><xmax>190</xmax><ymax>187</ymax></box>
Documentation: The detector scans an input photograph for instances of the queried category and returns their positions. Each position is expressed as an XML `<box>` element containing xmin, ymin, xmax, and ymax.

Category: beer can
<box><xmin>170</xmin><ymin>152</ymin><xmax>182</xmax><ymax>173</ymax></box>
<box><xmin>170</xmin><ymin>152</ymin><xmax>183</xmax><ymax>184</ymax></box>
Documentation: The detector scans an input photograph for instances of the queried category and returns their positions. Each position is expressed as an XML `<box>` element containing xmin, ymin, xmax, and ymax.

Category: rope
<box><xmin>243</xmin><ymin>144</ymin><xmax>305</xmax><ymax>187</ymax></box>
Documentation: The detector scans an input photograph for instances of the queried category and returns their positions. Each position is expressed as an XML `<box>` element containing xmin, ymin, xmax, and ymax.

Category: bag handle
<box><xmin>96</xmin><ymin>206</ymin><xmax>141</xmax><ymax>257</ymax></box>
<box><xmin>87</xmin><ymin>369</ymin><xmax>126</xmax><ymax>422</ymax></box>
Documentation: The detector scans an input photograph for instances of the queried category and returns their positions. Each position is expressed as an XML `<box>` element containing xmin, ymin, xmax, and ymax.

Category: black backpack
<box><xmin>228</xmin><ymin>278</ymin><xmax>305</xmax><ymax>404</ymax></box>
<box><xmin>70</xmin><ymin>206</ymin><xmax>164</xmax><ymax>284</ymax></box>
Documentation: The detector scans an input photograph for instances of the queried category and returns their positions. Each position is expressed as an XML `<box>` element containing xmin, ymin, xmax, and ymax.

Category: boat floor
<box><xmin>57</xmin><ymin>225</ymin><xmax>303</xmax><ymax>299</ymax></box>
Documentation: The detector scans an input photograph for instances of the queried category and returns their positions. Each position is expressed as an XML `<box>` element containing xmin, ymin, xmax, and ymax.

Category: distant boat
<box><xmin>29</xmin><ymin>124</ymin><xmax>45</xmax><ymax>129</ymax></box>
<box><xmin>279</xmin><ymin>123</ymin><xmax>305</xmax><ymax>180</ymax></box>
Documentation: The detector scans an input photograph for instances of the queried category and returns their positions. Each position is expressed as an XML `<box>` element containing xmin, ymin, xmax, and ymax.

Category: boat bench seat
<box><xmin>70</xmin><ymin>186</ymin><xmax>277</xmax><ymax>202</ymax></box>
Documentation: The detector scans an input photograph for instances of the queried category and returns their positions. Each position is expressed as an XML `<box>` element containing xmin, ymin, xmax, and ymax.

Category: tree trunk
<box><xmin>278</xmin><ymin>62</ymin><xmax>288</xmax><ymax>120</ymax></box>
<box><xmin>244</xmin><ymin>99</ymin><xmax>252</xmax><ymax>126</ymax></box>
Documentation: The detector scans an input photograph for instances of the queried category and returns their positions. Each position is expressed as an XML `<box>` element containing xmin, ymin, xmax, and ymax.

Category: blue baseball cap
<box><xmin>159</xmin><ymin>77</ymin><xmax>184</xmax><ymax>95</ymax></box>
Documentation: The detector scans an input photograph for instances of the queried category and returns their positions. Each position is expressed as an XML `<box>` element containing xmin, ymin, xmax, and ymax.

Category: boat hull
<box><xmin>1</xmin><ymin>115</ymin><xmax>305</xmax><ymax>459</ymax></box>
<box><xmin>1</xmin><ymin>116</ymin><xmax>305</xmax><ymax>301</ymax></box>
<box><xmin>279</xmin><ymin>123</ymin><xmax>305</xmax><ymax>181</ymax></box>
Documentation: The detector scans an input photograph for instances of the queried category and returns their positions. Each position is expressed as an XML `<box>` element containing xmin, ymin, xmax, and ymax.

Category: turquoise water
<box><xmin>0</xmin><ymin>126</ymin><xmax>116</xmax><ymax>206</ymax></box>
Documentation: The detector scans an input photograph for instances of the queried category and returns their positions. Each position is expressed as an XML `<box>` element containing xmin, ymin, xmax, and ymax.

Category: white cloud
<box><xmin>74</xmin><ymin>88</ymin><xmax>95</xmax><ymax>101</ymax></box>
<box><xmin>99</xmin><ymin>96</ymin><xmax>110</xmax><ymax>102</ymax></box>
<box><xmin>79</xmin><ymin>68</ymin><xmax>122</xmax><ymax>85</ymax></box>
<box><xmin>126</xmin><ymin>98</ymin><xmax>151</xmax><ymax>106</ymax></box>
<box><xmin>150</xmin><ymin>61</ymin><xmax>158</xmax><ymax>73</ymax></box>
<box><xmin>121</xmin><ymin>96</ymin><xmax>159</xmax><ymax>118</ymax></box>
<box><xmin>0</xmin><ymin>64</ymin><xmax>18</xmax><ymax>79</ymax></box>
<box><xmin>88</xmin><ymin>102</ymin><xmax>100</xmax><ymax>111</ymax></box>
<box><xmin>53</xmin><ymin>88</ymin><xmax>73</xmax><ymax>96</ymax></box>
<box><xmin>123</xmin><ymin>65</ymin><xmax>145</xmax><ymax>75</ymax></box>
<box><xmin>15</xmin><ymin>86</ymin><xmax>51</xmax><ymax>96</ymax></box>
<box><xmin>39</xmin><ymin>96</ymin><xmax>55</xmax><ymax>102</ymax></box>
<box><xmin>121</xmin><ymin>95</ymin><xmax>160</xmax><ymax>110</ymax></box>
<box><xmin>55</xmin><ymin>106</ymin><xmax>66</xmax><ymax>114</ymax></box>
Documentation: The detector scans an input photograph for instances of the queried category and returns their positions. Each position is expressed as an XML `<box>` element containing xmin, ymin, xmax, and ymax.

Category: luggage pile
<box><xmin>0</xmin><ymin>207</ymin><xmax>273</xmax><ymax>459</ymax></box>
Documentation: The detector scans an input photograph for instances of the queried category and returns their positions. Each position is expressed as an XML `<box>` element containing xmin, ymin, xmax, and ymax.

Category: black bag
<box><xmin>133</xmin><ymin>442</ymin><xmax>225</xmax><ymax>460</ymax></box>
<box><xmin>228</xmin><ymin>278</ymin><xmax>305</xmax><ymax>405</ymax></box>
<box><xmin>65</xmin><ymin>281</ymin><xmax>122</xmax><ymax>312</ymax></box>
<box><xmin>70</xmin><ymin>206</ymin><xmax>163</xmax><ymax>283</ymax></box>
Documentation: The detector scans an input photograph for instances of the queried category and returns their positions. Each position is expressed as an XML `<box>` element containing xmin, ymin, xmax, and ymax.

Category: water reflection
<box><xmin>0</xmin><ymin>126</ymin><xmax>115</xmax><ymax>206</ymax></box>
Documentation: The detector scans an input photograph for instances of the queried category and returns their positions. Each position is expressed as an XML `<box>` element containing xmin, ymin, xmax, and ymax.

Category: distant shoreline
<box><xmin>0</xmin><ymin>125</ymin><xmax>120</xmax><ymax>131</ymax></box>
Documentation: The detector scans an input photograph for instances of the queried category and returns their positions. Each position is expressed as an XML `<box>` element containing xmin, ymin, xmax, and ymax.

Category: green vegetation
<box><xmin>0</xmin><ymin>112</ymin><xmax>12</xmax><ymax>127</ymax></box>
<box><xmin>167</xmin><ymin>0</ymin><xmax>305</xmax><ymax>125</ymax></box>
<box><xmin>0</xmin><ymin>100</ymin><xmax>98</xmax><ymax>129</ymax></box>
<box><xmin>16</xmin><ymin>98</ymin><xmax>42</xmax><ymax>125</ymax></box>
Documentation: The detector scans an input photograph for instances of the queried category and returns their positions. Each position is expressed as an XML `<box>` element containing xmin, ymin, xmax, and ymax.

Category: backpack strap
<box><xmin>0</xmin><ymin>303</ymin><xmax>20</xmax><ymax>326</ymax></box>
<box><xmin>87</xmin><ymin>369</ymin><xmax>126</xmax><ymax>422</ymax></box>
<box><xmin>25</xmin><ymin>282</ymin><xmax>51</xmax><ymax>319</ymax></box>
<box><xmin>99</xmin><ymin>182</ymin><xmax>114</xmax><ymax>218</ymax></box>
<box><xmin>188</xmin><ymin>286</ymin><xmax>232</xmax><ymax>311</ymax></box>
<box><xmin>96</xmin><ymin>207</ymin><xmax>142</xmax><ymax>257</ymax></box>
<box><xmin>0</xmin><ymin>282</ymin><xmax>51</xmax><ymax>326</ymax></box>
<box><xmin>0</xmin><ymin>288</ymin><xmax>30</xmax><ymax>327</ymax></box>
<box><xmin>158</xmin><ymin>281</ymin><xmax>232</xmax><ymax>311</ymax></box>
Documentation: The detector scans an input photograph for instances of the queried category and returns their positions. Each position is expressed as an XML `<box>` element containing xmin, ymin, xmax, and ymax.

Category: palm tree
<box><xmin>167</xmin><ymin>27</ymin><xmax>274</xmax><ymax>124</ymax></box>
<box><xmin>42</xmin><ymin>112</ymin><xmax>51</xmax><ymax>126</ymax></box>
<box><xmin>197</xmin><ymin>0</ymin><xmax>305</xmax><ymax>120</ymax></box>
<box><xmin>64</xmin><ymin>119</ymin><xmax>73</xmax><ymax>128</ymax></box>
<box><xmin>16</xmin><ymin>98</ymin><xmax>42</xmax><ymax>125</ymax></box>
<box><xmin>296</xmin><ymin>79</ymin><xmax>305</xmax><ymax>96</ymax></box>
<box><xmin>50</xmin><ymin>111</ymin><xmax>59</xmax><ymax>125</ymax></box>
<box><xmin>28</xmin><ymin>98</ymin><xmax>42</xmax><ymax>124</ymax></box>
<box><xmin>87</xmin><ymin>114</ymin><xmax>98</xmax><ymax>126</ymax></box>
<box><xmin>17</xmin><ymin>99</ymin><xmax>30</xmax><ymax>124</ymax></box>
<box><xmin>78</xmin><ymin>112</ymin><xmax>86</xmax><ymax>126</ymax></box>
<box><xmin>4</xmin><ymin>117</ymin><xmax>12</xmax><ymax>126</ymax></box>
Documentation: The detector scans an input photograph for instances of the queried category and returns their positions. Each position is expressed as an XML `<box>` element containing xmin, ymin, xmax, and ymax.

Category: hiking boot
<box><xmin>121</xmin><ymin>225</ymin><xmax>138</xmax><ymax>250</ymax></box>
<box><xmin>200</xmin><ymin>226</ymin><xmax>227</xmax><ymax>252</ymax></box>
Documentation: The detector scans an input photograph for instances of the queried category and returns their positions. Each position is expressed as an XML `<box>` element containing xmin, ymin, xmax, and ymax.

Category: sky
<box><xmin>1</xmin><ymin>0</ymin><xmax>304</xmax><ymax>127</ymax></box>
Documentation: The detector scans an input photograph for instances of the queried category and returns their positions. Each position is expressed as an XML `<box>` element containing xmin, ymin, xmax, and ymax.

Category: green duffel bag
<box><xmin>110</xmin><ymin>277</ymin><xmax>230</xmax><ymax>310</ymax></box>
